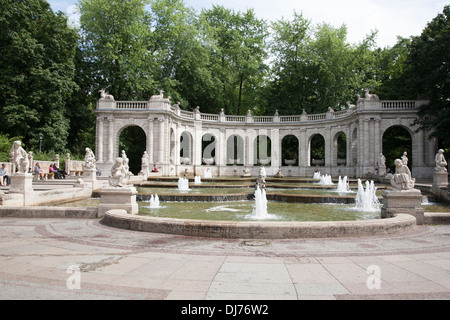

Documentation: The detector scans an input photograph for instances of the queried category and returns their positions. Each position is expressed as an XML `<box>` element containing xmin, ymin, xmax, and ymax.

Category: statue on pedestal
<box><xmin>109</xmin><ymin>157</ymin><xmax>131</xmax><ymax>187</ymax></box>
<box><xmin>435</xmin><ymin>149</ymin><xmax>447</xmax><ymax>173</ymax></box>
<box><xmin>83</xmin><ymin>147</ymin><xmax>96</xmax><ymax>169</ymax></box>
<box><xmin>9</xmin><ymin>141</ymin><xmax>29</xmax><ymax>174</ymax></box>
<box><xmin>390</xmin><ymin>159</ymin><xmax>415</xmax><ymax>191</ymax></box>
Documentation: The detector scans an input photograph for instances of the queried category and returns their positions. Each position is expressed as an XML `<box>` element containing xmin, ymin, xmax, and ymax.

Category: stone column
<box><xmin>107</xmin><ymin>117</ymin><xmax>114</xmax><ymax>162</ymax></box>
<box><xmin>147</xmin><ymin>117</ymin><xmax>154</xmax><ymax>164</ymax></box>
<box><xmin>97</xmin><ymin>117</ymin><xmax>104</xmax><ymax>163</ymax></box>
<box><xmin>271</xmin><ymin>128</ymin><xmax>280</xmax><ymax>168</ymax></box>
<box><xmin>157</xmin><ymin>117</ymin><xmax>165</xmax><ymax>164</ymax></box>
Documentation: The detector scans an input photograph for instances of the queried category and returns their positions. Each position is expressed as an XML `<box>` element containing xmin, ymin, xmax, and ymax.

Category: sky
<box><xmin>47</xmin><ymin>0</ymin><xmax>448</xmax><ymax>48</ymax></box>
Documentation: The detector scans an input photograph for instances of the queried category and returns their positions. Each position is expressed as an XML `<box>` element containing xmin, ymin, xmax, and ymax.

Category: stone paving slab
<box><xmin>0</xmin><ymin>217</ymin><xmax>449</xmax><ymax>301</ymax></box>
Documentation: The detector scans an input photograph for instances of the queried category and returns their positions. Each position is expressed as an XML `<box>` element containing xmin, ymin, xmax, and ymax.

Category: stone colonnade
<box><xmin>95</xmin><ymin>92</ymin><xmax>435</xmax><ymax>179</ymax></box>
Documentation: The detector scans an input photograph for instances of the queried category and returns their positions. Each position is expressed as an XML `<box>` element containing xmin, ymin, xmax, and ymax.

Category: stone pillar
<box><xmin>271</xmin><ymin>128</ymin><xmax>280</xmax><ymax>168</ymax></box>
<box><xmin>157</xmin><ymin>117</ymin><xmax>165</xmax><ymax>164</ymax></box>
<box><xmin>147</xmin><ymin>117</ymin><xmax>154</xmax><ymax>164</ymax></box>
<box><xmin>108</xmin><ymin>117</ymin><xmax>114</xmax><ymax>162</ymax></box>
<box><xmin>97</xmin><ymin>118</ymin><xmax>104</xmax><ymax>163</ymax></box>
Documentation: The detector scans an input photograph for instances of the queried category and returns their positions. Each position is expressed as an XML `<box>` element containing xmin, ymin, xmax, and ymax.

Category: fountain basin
<box><xmin>103</xmin><ymin>210</ymin><xmax>417</xmax><ymax>239</ymax></box>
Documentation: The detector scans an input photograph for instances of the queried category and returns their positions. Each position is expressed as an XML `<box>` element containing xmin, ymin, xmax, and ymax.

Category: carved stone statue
<box><xmin>401</xmin><ymin>152</ymin><xmax>408</xmax><ymax>166</ymax></box>
<box><xmin>99</xmin><ymin>89</ymin><xmax>114</xmax><ymax>101</ymax></box>
<box><xmin>390</xmin><ymin>159</ymin><xmax>415</xmax><ymax>190</ymax></box>
<box><xmin>256</xmin><ymin>166</ymin><xmax>267</xmax><ymax>189</ymax></box>
<box><xmin>378</xmin><ymin>153</ymin><xmax>386</xmax><ymax>167</ymax></box>
<box><xmin>139</xmin><ymin>151</ymin><xmax>150</xmax><ymax>176</ymax></box>
<box><xmin>83</xmin><ymin>147</ymin><xmax>96</xmax><ymax>169</ymax></box>
<box><xmin>109</xmin><ymin>157</ymin><xmax>131</xmax><ymax>187</ymax></box>
<box><xmin>435</xmin><ymin>149</ymin><xmax>447</xmax><ymax>173</ymax></box>
<box><xmin>121</xmin><ymin>150</ymin><xmax>130</xmax><ymax>174</ymax></box>
<box><xmin>9</xmin><ymin>140</ymin><xmax>29</xmax><ymax>173</ymax></box>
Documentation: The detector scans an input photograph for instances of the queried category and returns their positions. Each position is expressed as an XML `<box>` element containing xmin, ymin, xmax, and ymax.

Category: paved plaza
<box><xmin>0</xmin><ymin>216</ymin><xmax>449</xmax><ymax>300</ymax></box>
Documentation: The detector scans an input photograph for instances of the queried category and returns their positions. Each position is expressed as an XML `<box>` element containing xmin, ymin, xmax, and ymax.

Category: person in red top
<box><xmin>152</xmin><ymin>164</ymin><xmax>158</xmax><ymax>172</ymax></box>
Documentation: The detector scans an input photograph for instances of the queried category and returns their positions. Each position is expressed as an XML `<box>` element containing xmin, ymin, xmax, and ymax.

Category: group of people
<box><xmin>34</xmin><ymin>162</ymin><xmax>67</xmax><ymax>179</ymax></box>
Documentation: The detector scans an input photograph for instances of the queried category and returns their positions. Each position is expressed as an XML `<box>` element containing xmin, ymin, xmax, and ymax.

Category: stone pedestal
<box><xmin>381</xmin><ymin>189</ymin><xmax>424</xmax><ymax>225</ymax></box>
<box><xmin>432</xmin><ymin>171</ymin><xmax>448</xmax><ymax>193</ymax></box>
<box><xmin>9</xmin><ymin>173</ymin><xmax>34</xmax><ymax>205</ymax></box>
<box><xmin>98</xmin><ymin>186</ymin><xmax>138</xmax><ymax>217</ymax></box>
<box><xmin>82</xmin><ymin>167</ymin><xmax>99</xmax><ymax>191</ymax></box>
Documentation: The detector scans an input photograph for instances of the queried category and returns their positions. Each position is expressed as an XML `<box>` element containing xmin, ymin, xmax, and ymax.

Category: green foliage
<box><xmin>0</xmin><ymin>134</ymin><xmax>23</xmax><ymax>162</ymax></box>
<box><xmin>264</xmin><ymin>12</ymin><xmax>378</xmax><ymax>115</ymax></box>
<box><xmin>0</xmin><ymin>0</ymin><xmax>78</xmax><ymax>152</ymax></box>
<box><xmin>1</xmin><ymin>0</ymin><xmax>448</xmax><ymax>158</ymax></box>
<box><xmin>410</xmin><ymin>5</ymin><xmax>450</xmax><ymax>147</ymax></box>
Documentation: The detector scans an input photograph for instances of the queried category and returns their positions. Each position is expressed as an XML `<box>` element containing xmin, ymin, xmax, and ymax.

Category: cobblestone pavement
<box><xmin>0</xmin><ymin>217</ymin><xmax>449</xmax><ymax>300</ymax></box>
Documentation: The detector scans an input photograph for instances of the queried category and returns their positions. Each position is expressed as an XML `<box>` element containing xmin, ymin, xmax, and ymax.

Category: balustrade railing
<box><xmin>112</xmin><ymin>99</ymin><xmax>424</xmax><ymax>123</ymax></box>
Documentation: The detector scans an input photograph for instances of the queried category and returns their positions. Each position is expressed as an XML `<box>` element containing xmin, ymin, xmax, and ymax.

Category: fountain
<box><xmin>355</xmin><ymin>179</ymin><xmax>380</xmax><ymax>211</ymax></box>
<box><xmin>252</xmin><ymin>186</ymin><xmax>268</xmax><ymax>219</ymax></box>
<box><xmin>149</xmin><ymin>194</ymin><xmax>161</xmax><ymax>209</ymax></box>
<box><xmin>194</xmin><ymin>176</ymin><xmax>202</xmax><ymax>184</ymax></box>
<box><xmin>336</xmin><ymin>176</ymin><xmax>351</xmax><ymax>193</ymax></box>
<box><xmin>177</xmin><ymin>177</ymin><xmax>190</xmax><ymax>191</ymax></box>
<box><xmin>313</xmin><ymin>171</ymin><xmax>321</xmax><ymax>180</ymax></box>
<box><xmin>318</xmin><ymin>174</ymin><xmax>334</xmax><ymax>186</ymax></box>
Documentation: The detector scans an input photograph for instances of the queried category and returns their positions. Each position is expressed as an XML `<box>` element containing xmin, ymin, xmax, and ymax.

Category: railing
<box><xmin>381</xmin><ymin>101</ymin><xmax>417</xmax><ymax>109</ymax></box>
<box><xmin>115</xmin><ymin>101</ymin><xmax>148</xmax><ymax>109</ymax></box>
<box><xmin>200</xmin><ymin>113</ymin><xmax>219</xmax><ymax>122</ymax></box>
<box><xmin>110</xmin><ymin>98</ymin><xmax>424</xmax><ymax>123</ymax></box>
<box><xmin>225</xmin><ymin>115</ymin><xmax>246</xmax><ymax>122</ymax></box>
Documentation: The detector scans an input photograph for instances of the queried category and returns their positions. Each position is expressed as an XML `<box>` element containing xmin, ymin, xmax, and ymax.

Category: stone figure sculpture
<box><xmin>83</xmin><ymin>148</ymin><xmax>96</xmax><ymax>169</ymax></box>
<box><xmin>256</xmin><ymin>166</ymin><xmax>267</xmax><ymax>189</ymax></box>
<box><xmin>401</xmin><ymin>152</ymin><xmax>408</xmax><ymax>166</ymax></box>
<box><xmin>435</xmin><ymin>149</ymin><xmax>447</xmax><ymax>173</ymax></box>
<box><xmin>139</xmin><ymin>151</ymin><xmax>150</xmax><ymax>176</ymax></box>
<box><xmin>121</xmin><ymin>150</ymin><xmax>130</xmax><ymax>174</ymax></box>
<box><xmin>390</xmin><ymin>159</ymin><xmax>415</xmax><ymax>190</ymax></box>
<box><xmin>99</xmin><ymin>89</ymin><xmax>114</xmax><ymax>101</ymax></box>
<box><xmin>378</xmin><ymin>153</ymin><xmax>386</xmax><ymax>167</ymax></box>
<box><xmin>109</xmin><ymin>157</ymin><xmax>130</xmax><ymax>187</ymax></box>
<box><xmin>9</xmin><ymin>141</ymin><xmax>29</xmax><ymax>173</ymax></box>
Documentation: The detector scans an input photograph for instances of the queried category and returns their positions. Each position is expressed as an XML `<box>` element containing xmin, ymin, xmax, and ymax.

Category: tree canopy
<box><xmin>0</xmin><ymin>0</ymin><xmax>449</xmax><ymax>156</ymax></box>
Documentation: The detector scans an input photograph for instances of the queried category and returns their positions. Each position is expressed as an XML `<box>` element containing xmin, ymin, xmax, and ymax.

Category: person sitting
<box><xmin>0</xmin><ymin>164</ymin><xmax>10</xmax><ymax>186</ymax></box>
<box><xmin>49</xmin><ymin>163</ymin><xmax>61</xmax><ymax>179</ymax></box>
<box><xmin>34</xmin><ymin>163</ymin><xmax>44</xmax><ymax>180</ymax></box>
<box><xmin>152</xmin><ymin>164</ymin><xmax>158</xmax><ymax>172</ymax></box>
<box><xmin>52</xmin><ymin>163</ymin><xmax>67</xmax><ymax>179</ymax></box>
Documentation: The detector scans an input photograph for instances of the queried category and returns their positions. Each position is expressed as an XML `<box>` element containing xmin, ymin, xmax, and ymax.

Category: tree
<box><xmin>0</xmin><ymin>0</ymin><xmax>78</xmax><ymax>152</ymax></box>
<box><xmin>147</xmin><ymin>0</ymin><xmax>214</xmax><ymax>110</ymax></box>
<box><xmin>200</xmin><ymin>6</ymin><xmax>268</xmax><ymax>115</ymax></box>
<box><xmin>78</xmin><ymin>0</ymin><xmax>155</xmax><ymax>100</ymax></box>
<box><xmin>265</xmin><ymin>12</ymin><xmax>377</xmax><ymax>115</ymax></box>
<box><xmin>410</xmin><ymin>6</ymin><xmax>450</xmax><ymax>147</ymax></box>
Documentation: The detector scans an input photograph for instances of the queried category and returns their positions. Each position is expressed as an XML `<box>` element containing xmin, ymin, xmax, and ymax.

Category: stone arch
<box><xmin>117</xmin><ymin>124</ymin><xmax>147</xmax><ymax>175</ymax></box>
<box><xmin>309</xmin><ymin>133</ymin><xmax>325</xmax><ymax>166</ymax></box>
<box><xmin>382</xmin><ymin>125</ymin><xmax>413</xmax><ymax>171</ymax></box>
<box><xmin>281</xmin><ymin>134</ymin><xmax>299</xmax><ymax>166</ymax></box>
<box><xmin>201</xmin><ymin>133</ymin><xmax>216</xmax><ymax>165</ymax></box>
<box><xmin>180</xmin><ymin>131</ymin><xmax>193</xmax><ymax>164</ymax></box>
<box><xmin>333</xmin><ymin>131</ymin><xmax>347</xmax><ymax>166</ymax></box>
<box><xmin>254</xmin><ymin>135</ymin><xmax>271</xmax><ymax>165</ymax></box>
<box><xmin>227</xmin><ymin>134</ymin><xmax>244</xmax><ymax>165</ymax></box>
<box><xmin>351</xmin><ymin>128</ymin><xmax>358</xmax><ymax>165</ymax></box>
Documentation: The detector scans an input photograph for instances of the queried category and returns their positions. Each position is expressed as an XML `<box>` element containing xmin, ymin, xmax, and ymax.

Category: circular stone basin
<box><xmin>138</xmin><ymin>201</ymin><xmax>380</xmax><ymax>222</ymax></box>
